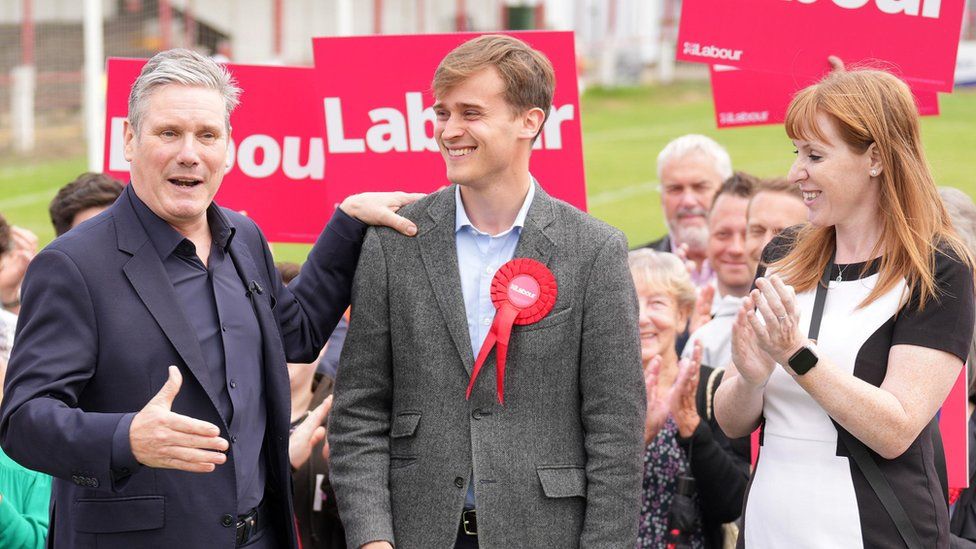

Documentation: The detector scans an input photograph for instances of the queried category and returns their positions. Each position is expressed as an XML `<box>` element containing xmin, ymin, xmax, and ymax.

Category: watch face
<box><xmin>789</xmin><ymin>347</ymin><xmax>818</xmax><ymax>375</ymax></box>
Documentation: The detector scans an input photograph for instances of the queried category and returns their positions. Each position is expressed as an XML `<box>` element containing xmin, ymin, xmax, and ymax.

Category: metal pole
<box><xmin>21</xmin><ymin>0</ymin><xmax>33</xmax><ymax>66</ymax></box>
<box><xmin>159</xmin><ymin>0</ymin><xmax>172</xmax><ymax>50</ymax></box>
<box><xmin>456</xmin><ymin>0</ymin><xmax>467</xmax><ymax>31</ymax></box>
<box><xmin>658</xmin><ymin>0</ymin><xmax>677</xmax><ymax>83</ymax></box>
<box><xmin>337</xmin><ymin>0</ymin><xmax>353</xmax><ymax>36</ymax></box>
<box><xmin>273</xmin><ymin>0</ymin><xmax>283</xmax><ymax>57</ymax></box>
<box><xmin>83</xmin><ymin>0</ymin><xmax>105</xmax><ymax>171</ymax></box>
<box><xmin>184</xmin><ymin>0</ymin><xmax>196</xmax><ymax>48</ymax></box>
<box><xmin>373</xmin><ymin>0</ymin><xmax>382</xmax><ymax>34</ymax></box>
<box><xmin>599</xmin><ymin>0</ymin><xmax>620</xmax><ymax>87</ymax></box>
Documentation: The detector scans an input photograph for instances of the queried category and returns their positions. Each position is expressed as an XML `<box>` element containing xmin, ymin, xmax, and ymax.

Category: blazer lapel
<box><xmin>227</xmin><ymin>233</ymin><xmax>286</xmax><ymax>374</ymax></box>
<box><xmin>513</xmin><ymin>183</ymin><xmax>557</xmax><ymax>267</ymax></box>
<box><xmin>228</xmin><ymin>234</ymin><xmax>278</xmax><ymax>349</ymax></box>
<box><xmin>418</xmin><ymin>189</ymin><xmax>476</xmax><ymax>374</ymax></box>
<box><xmin>227</xmin><ymin>233</ymin><xmax>292</xmax><ymax>447</ymax></box>
<box><xmin>114</xmin><ymin>192</ymin><xmax>223</xmax><ymax>410</ymax></box>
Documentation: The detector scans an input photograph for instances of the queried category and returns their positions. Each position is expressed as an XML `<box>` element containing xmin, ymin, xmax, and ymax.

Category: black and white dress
<box><xmin>740</xmin><ymin>239</ymin><xmax>974</xmax><ymax>548</ymax></box>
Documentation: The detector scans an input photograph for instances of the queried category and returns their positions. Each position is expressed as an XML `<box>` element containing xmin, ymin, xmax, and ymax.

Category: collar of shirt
<box><xmin>713</xmin><ymin>293</ymin><xmax>744</xmax><ymax>318</ymax></box>
<box><xmin>454</xmin><ymin>178</ymin><xmax>536</xmax><ymax>237</ymax></box>
<box><xmin>127</xmin><ymin>184</ymin><xmax>236</xmax><ymax>259</ymax></box>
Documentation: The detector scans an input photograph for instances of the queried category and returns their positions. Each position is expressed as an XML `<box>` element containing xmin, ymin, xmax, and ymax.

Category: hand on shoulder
<box><xmin>339</xmin><ymin>192</ymin><xmax>425</xmax><ymax>236</ymax></box>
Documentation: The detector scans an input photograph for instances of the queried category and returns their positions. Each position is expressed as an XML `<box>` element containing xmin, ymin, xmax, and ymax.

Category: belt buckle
<box><xmin>236</xmin><ymin>511</ymin><xmax>257</xmax><ymax>546</ymax></box>
<box><xmin>462</xmin><ymin>509</ymin><xmax>477</xmax><ymax>536</ymax></box>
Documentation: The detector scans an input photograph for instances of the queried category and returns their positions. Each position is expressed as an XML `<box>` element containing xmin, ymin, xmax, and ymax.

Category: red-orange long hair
<box><xmin>773</xmin><ymin>69</ymin><xmax>971</xmax><ymax>309</ymax></box>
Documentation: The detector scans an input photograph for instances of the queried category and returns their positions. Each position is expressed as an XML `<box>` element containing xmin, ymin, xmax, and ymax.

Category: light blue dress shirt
<box><xmin>454</xmin><ymin>180</ymin><xmax>535</xmax><ymax>507</ymax></box>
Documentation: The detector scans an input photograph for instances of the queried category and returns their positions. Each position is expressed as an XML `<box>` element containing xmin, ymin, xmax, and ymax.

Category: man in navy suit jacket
<box><xmin>0</xmin><ymin>48</ymin><xmax>419</xmax><ymax>549</ymax></box>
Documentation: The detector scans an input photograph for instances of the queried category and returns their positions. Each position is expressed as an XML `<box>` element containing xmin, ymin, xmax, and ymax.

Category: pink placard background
<box><xmin>709</xmin><ymin>65</ymin><xmax>940</xmax><ymax>129</ymax></box>
<box><xmin>941</xmin><ymin>364</ymin><xmax>969</xmax><ymax>489</ymax></box>
<box><xmin>677</xmin><ymin>0</ymin><xmax>966</xmax><ymax>92</ymax></box>
<box><xmin>103</xmin><ymin>31</ymin><xmax>586</xmax><ymax>242</ymax></box>
<box><xmin>311</xmin><ymin>31</ymin><xmax>586</xmax><ymax>217</ymax></box>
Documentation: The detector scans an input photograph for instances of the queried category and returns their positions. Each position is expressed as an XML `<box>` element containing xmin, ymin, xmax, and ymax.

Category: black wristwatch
<box><xmin>787</xmin><ymin>344</ymin><xmax>819</xmax><ymax>375</ymax></box>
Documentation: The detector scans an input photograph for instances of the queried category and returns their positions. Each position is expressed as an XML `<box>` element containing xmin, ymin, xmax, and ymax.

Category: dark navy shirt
<box><xmin>127</xmin><ymin>188</ymin><xmax>267</xmax><ymax>514</ymax></box>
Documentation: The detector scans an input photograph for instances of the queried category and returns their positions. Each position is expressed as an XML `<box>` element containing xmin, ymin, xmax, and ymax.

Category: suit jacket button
<box><xmin>472</xmin><ymin>410</ymin><xmax>481</xmax><ymax>420</ymax></box>
<box><xmin>220</xmin><ymin>514</ymin><xmax>235</xmax><ymax>527</ymax></box>
<box><xmin>454</xmin><ymin>477</ymin><xmax>465</xmax><ymax>488</ymax></box>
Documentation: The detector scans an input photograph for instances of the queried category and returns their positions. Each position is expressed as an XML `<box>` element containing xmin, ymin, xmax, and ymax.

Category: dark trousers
<box><xmin>454</xmin><ymin>529</ymin><xmax>478</xmax><ymax>549</ymax></box>
<box><xmin>240</xmin><ymin>525</ymin><xmax>279</xmax><ymax>549</ymax></box>
<box><xmin>455</xmin><ymin>509</ymin><xmax>478</xmax><ymax>548</ymax></box>
<box><xmin>239</xmin><ymin>497</ymin><xmax>280</xmax><ymax>549</ymax></box>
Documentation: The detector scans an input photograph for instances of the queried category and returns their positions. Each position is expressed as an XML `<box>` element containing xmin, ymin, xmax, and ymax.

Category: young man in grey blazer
<box><xmin>328</xmin><ymin>35</ymin><xmax>646</xmax><ymax>549</ymax></box>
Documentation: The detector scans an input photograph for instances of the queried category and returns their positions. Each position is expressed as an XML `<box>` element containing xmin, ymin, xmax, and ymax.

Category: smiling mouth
<box><xmin>802</xmin><ymin>190</ymin><xmax>821</xmax><ymax>202</ymax></box>
<box><xmin>447</xmin><ymin>147</ymin><xmax>475</xmax><ymax>157</ymax></box>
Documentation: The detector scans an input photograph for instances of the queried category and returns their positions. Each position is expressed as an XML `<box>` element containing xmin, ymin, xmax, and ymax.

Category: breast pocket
<box><xmin>515</xmin><ymin>307</ymin><xmax>574</xmax><ymax>333</ymax></box>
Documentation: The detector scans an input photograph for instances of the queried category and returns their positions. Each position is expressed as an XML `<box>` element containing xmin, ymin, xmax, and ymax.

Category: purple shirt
<box><xmin>124</xmin><ymin>189</ymin><xmax>266</xmax><ymax>514</ymax></box>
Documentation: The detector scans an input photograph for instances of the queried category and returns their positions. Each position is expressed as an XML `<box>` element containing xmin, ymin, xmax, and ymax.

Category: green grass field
<box><xmin>2</xmin><ymin>81</ymin><xmax>975</xmax><ymax>264</ymax></box>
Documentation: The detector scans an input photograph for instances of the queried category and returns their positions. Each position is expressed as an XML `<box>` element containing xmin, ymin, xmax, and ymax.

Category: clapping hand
<box><xmin>0</xmin><ymin>226</ymin><xmax>38</xmax><ymax>309</ymax></box>
<box><xmin>732</xmin><ymin>295</ymin><xmax>776</xmax><ymax>388</ymax></box>
<box><xmin>339</xmin><ymin>192</ymin><xmax>426</xmax><ymax>236</ymax></box>
<box><xmin>747</xmin><ymin>275</ymin><xmax>807</xmax><ymax>368</ymax></box>
<box><xmin>643</xmin><ymin>345</ymin><xmax>703</xmax><ymax>444</ymax></box>
<box><xmin>674</xmin><ymin>242</ymin><xmax>699</xmax><ymax>278</ymax></box>
<box><xmin>671</xmin><ymin>341</ymin><xmax>703</xmax><ymax>438</ymax></box>
<box><xmin>643</xmin><ymin>356</ymin><xmax>670</xmax><ymax>444</ymax></box>
<box><xmin>289</xmin><ymin>395</ymin><xmax>333</xmax><ymax>470</ymax></box>
<box><xmin>689</xmin><ymin>284</ymin><xmax>715</xmax><ymax>333</ymax></box>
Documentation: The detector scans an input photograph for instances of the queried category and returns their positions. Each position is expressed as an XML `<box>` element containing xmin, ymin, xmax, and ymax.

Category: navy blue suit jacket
<box><xmin>0</xmin><ymin>187</ymin><xmax>363</xmax><ymax>548</ymax></box>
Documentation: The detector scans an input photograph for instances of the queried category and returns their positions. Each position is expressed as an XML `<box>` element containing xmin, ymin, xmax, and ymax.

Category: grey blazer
<box><xmin>329</xmin><ymin>183</ymin><xmax>646</xmax><ymax>548</ymax></box>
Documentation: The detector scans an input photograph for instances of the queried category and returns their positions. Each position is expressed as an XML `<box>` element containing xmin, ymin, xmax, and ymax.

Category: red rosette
<box><xmin>466</xmin><ymin>258</ymin><xmax>558</xmax><ymax>404</ymax></box>
<box><xmin>490</xmin><ymin>258</ymin><xmax>558</xmax><ymax>325</ymax></box>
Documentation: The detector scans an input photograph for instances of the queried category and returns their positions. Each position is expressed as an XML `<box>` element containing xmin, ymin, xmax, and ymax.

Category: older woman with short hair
<box><xmin>629</xmin><ymin>249</ymin><xmax>749</xmax><ymax>549</ymax></box>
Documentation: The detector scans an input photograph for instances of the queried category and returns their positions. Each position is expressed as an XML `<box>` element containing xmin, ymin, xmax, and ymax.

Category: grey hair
<box><xmin>128</xmin><ymin>48</ymin><xmax>241</xmax><ymax>133</ymax></box>
<box><xmin>940</xmin><ymin>187</ymin><xmax>976</xmax><ymax>256</ymax></box>
<box><xmin>939</xmin><ymin>187</ymin><xmax>976</xmax><ymax>384</ymax></box>
<box><xmin>656</xmin><ymin>134</ymin><xmax>733</xmax><ymax>181</ymax></box>
<box><xmin>627</xmin><ymin>249</ymin><xmax>697</xmax><ymax>316</ymax></box>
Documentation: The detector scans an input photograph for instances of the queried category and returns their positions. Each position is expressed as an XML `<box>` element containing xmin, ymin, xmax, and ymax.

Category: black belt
<box><xmin>236</xmin><ymin>498</ymin><xmax>269</xmax><ymax>546</ymax></box>
<box><xmin>460</xmin><ymin>509</ymin><xmax>477</xmax><ymax>536</ymax></box>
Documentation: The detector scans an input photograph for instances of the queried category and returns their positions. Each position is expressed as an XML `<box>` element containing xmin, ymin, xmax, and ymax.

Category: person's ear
<box><xmin>519</xmin><ymin>107</ymin><xmax>546</xmax><ymax>141</ymax></box>
<box><xmin>123</xmin><ymin>119</ymin><xmax>136</xmax><ymax>162</ymax></box>
<box><xmin>867</xmin><ymin>142</ymin><xmax>883</xmax><ymax>179</ymax></box>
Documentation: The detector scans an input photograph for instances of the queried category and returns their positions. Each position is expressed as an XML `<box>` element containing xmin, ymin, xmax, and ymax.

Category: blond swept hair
<box><xmin>432</xmin><ymin>34</ymin><xmax>555</xmax><ymax>127</ymax></box>
<box><xmin>628</xmin><ymin>249</ymin><xmax>697</xmax><ymax>317</ymax></box>
<box><xmin>776</xmin><ymin>69</ymin><xmax>972</xmax><ymax>310</ymax></box>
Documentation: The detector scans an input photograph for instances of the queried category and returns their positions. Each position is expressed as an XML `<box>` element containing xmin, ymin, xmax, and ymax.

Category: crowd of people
<box><xmin>0</xmin><ymin>35</ymin><xmax>974</xmax><ymax>549</ymax></box>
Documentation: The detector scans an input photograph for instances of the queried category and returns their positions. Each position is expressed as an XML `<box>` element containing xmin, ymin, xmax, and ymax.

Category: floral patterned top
<box><xmin>637</xmin><ymin>416</ymin><xmax>705</xmax><ymax>549</ymax></box>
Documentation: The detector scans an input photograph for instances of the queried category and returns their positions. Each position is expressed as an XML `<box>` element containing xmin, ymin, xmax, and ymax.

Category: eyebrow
<box><xmin>432</xmin><ymin>101</ymin><xmax>486</xmax><ymax>111</ymax></box>
<box><xmin>794</xmin><ymin>139</ymin><xmax>826</xmax><ymax>149</ymax></box>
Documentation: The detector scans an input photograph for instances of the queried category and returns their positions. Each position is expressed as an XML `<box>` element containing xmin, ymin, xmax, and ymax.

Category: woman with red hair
<box><xmin>715</xmin><ymin>68</ymin><xmax>975</xmax><ymax>548</ymax></box>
